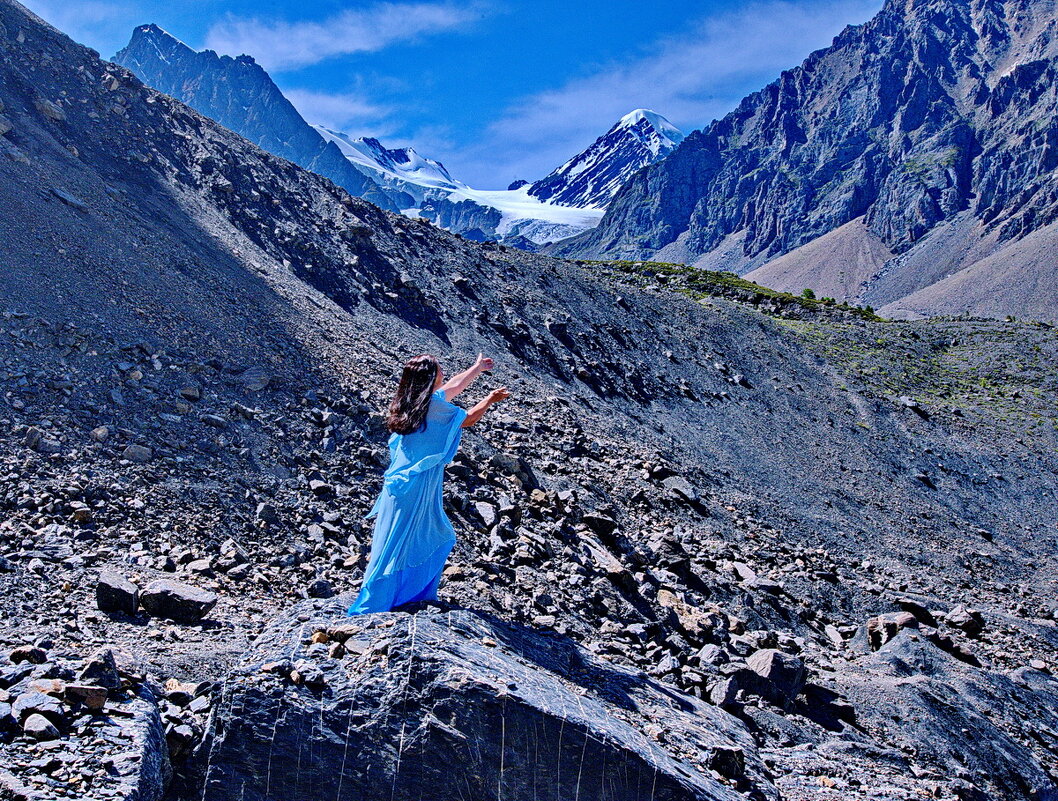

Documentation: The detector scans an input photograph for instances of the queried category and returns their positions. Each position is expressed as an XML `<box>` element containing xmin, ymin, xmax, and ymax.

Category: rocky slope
<box><xmin>529</xmin><ymin>108</ymin><xmax>684</xmax><ymax>209</ymax></box>
<box><xmin>555</xmin><ymin>0</ymin><xmax>1058</xmax><ymax>322</ymax></box>
<box><xmin>0</xmin><ymin>2</ymin><xmax>1056</xmax><ymax>800</ymax></box>
<box><xmin>111</xmin><ymin>23</ymin><xmax>409</xmax><ymax>212</ymax></box>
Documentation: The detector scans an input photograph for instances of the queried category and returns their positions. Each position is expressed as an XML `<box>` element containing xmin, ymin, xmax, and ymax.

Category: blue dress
<box><xmin>348</xmin><ymin>390</ymin><xmax>468</xmax><ymax>615</ymax></box>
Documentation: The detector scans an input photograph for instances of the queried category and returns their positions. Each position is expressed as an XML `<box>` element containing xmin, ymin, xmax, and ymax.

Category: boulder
<box><xmin>122</xmin><ymin>444</ymin><xmax>153</xmax><ymax>463</ymax></box>
<box><xmin>140</xmin><ymin>580</ymin><xmax>218</xmax><ymax>623</ymax></box>
<box><xmin>196</xmin><ymin>598</ymin><xmax>778</xmax><ymax>801</ymax></box>
<box><xmin>945</xmin><ymin>605</ymin><xmax>985</xmax><ymax>637</ymax></box>
<box><xmin>12</xmin><ymin>690</ymin><xmax>64</xmax><ymax>722</ymax></box>
<box><xmin>97</xmin><ymin>570</ymin><xmax>140</xmax><ymax>615</ymax></box>
<box><xmin>23</xmin><ymin>712</ymin><xmax>59</xmax><ymax>740</ymax></box>
<box><xmin>746</xmin><ymin>649</ymin><xmax>808</xmax><ymax>702</ymax></box>
<box><xmin>78</xmin><ymin>648</ymin><xmax>122</xmax><ymax>690</ymax></box>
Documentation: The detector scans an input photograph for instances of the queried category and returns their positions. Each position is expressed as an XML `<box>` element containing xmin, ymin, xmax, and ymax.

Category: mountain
<box><xmin>112</xmin><ymin>23</ymin><xmax>410</xmax><ymax>212</ymax></box>
<box><xmin>314</xmin><ymin>125</ymin><xmax>461</xmax><ymax>204</ymax></box>
<box><xmin>112</xmin><ymin>23</ymin><xmax>607</xmax><ymax>245</ymax></box>
<box><xmin>555</xmin><ymin>0</ymin><xmax>1058</xmax><ymax>323</ymax></box>
<box><xmin>528</xmin><ymin>108</ymin><xmax>684</xmax><ymax>208</ymax></box>
<box><xmin>2</xmin><ymin>1</ymin><xmax>1058</xmax><ymax>800</ymax></box>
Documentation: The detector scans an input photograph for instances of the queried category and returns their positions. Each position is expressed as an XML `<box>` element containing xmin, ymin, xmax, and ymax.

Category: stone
<box><xmin>9</xmin><ymin>645</ymin><xmax>47</xmax><ymax>664</ymax></box>
<box><xmin>179</xmin><ymin>385</ymin><xmax>201</xmax><ymax>401</ymax></box>
<box><xmin>140</xmin><ymin>580</ymin><xmax>218</xmax><ymax>623</ymax></box>
<box><xmin>23</xmin><ymin>426</ymin><xmax>43</xmax><ymax>450</ymax></box>
<box><xmin>78</xmin><ymin>648</ymin><xmax>122</xmax><ymax>690</ymax></box>
<box><xmin>201</xmin><ymin>413</ymin><xmax>227</xmax><ymax>428</ymax></box>
<box><xmin>122</xmin><ymin>444</ymin><xmax>153</xmax><ymax>463</ymax></box>
<box><xmin>945</xmin><ymin>605</ymin><xmax>985</xmax><ymax>637</ymax></box>
<box><xmin>307</xmin><ymin>579</ymin><xmax>334</xmax><ymax>599</ymax></box>
<box><xmin>309</xmin><ymin>479</ymin><xmax>333</xmax><ymax>496</ymax></box>
<box><xmin>474</xmin><ymin>501</ymin><xmax>498</xmax><ymax>527</ymax></box>
<box><xmin>33</xmin><ymin>97</ymin><xmax>66</xmax><ymax>121</ymax></box>
<box><xmin>12</xmin><ymin>691</ymin><xmax>64</xmax><ymax>722</ymax></box>
<box><xmin>23</xmin><ymin>712</ymin><xmax>59</xmax><ymax>740</ymax></box>
<box><xmin>198</xmin><ymin>599</ymin><xmax>775</xmax><ymax>801</ymax></box>
<box><xmin>0</xmin><ymin>114</ymin><xmax>11</xmax><ymax>137</ymax></box>
<box><xmin>65</xmin><ymin>683</ymin><xmax>109</xmax><ymax>710</ymax></box>
<box><xmin>582</xmin><ymin>512</ymin><xmax>617</xmax><ymax>536</ymax></box>
<box><xmin>746</xmin><ymin>649</ymin><xmax>807</xmax><ymax>701</ymax></box>
<box><xmin>662</xmin><ymin>475</ymin><xmax>699</xmax><ymax>504</ymax></box>
<box><xmin>867</xmin><ymin>612</ymin><xmax>918</xmax><ymax>650</ymax></box>
<box><xmin>96</xmin><ymin>570</ymin><xmax>140</xmax><ymax>615</ymax></box>
<box><xmin>255</xmin><ymin>502</ymin><xmax>279</xmax><ymax>523</ymax></box>
<box><xmin>237</xmin><ymin>366</ymin><xmax>271</xmax><ymax>391</ymax></box>
<box><xmin>707</xmin><ymin>745</ymin><xmax>745</xmax><ymax>780</ymax></box>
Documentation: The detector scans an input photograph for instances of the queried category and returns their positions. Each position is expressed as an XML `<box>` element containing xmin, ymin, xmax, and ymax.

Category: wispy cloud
<box><xmin>205</xmin><ymin>2</ymin><xmax>487</xmax><ymax>72</ymax></box>
<box><xmin>451</xmin><ymin>0</ymin><xmax>881</xmax><ymax>186</ymax></box>
<box><xmin>20</xmin><ymin>0</ymin><xmax>128</xmax><ymax>53</ymax></box>
<box><xmin>284</xmin><ymin>89</ymin><xmax>393</xmax><ymax>135</ymax></box>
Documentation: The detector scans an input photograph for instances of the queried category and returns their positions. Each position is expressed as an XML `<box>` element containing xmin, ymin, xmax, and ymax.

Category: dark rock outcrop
<box><xmin>197</xmin><ymin>599</ymin><xmax>777</xmax><ymax>801</ymax></box>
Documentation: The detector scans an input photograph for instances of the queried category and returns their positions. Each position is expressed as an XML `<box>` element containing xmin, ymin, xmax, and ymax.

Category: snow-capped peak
<box><xmin>313</xmin><ymin>125</ymin><xmax>462</xmax><ymax>193</ymax></box>
<box><xmin>617</xmin><ymin>108</ymin><xmax>685</xmax><ymax>145</ymax></box>
<box><xmin>528</xmin><ymin>109</ymin><xmax>685</xmax><ymax>209</ymax></box>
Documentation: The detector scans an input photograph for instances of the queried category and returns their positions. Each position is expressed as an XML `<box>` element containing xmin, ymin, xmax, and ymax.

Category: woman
<box><xmin>347</xmin><ymin>353</ymin><xmax>509</xmax><ymax>615</ymax></box>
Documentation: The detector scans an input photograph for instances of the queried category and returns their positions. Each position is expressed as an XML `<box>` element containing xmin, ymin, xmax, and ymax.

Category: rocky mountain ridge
<box><xmin>555</xmin><ymin>0</ymin><xmax>1058</xmax><ymax>322</ymax></box>
<box><xmin>0</xmin><ymin>2</ymin><xmax>1055</xmax><ymax>800</ymax></box>
<box><xmin>111</xmin><ymin>23</ymin><xmax>411</xmax><ymax>212</ymax></box>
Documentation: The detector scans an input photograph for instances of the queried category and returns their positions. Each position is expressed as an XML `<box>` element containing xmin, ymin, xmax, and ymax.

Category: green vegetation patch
<box><xmin>579</xmin><ymin>259</ymin><xmax>882</xmax><ymax>321</ymax></box>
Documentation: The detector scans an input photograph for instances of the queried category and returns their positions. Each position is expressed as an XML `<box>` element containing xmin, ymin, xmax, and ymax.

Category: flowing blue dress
<box><xmin>347</xmin><ymin>390</ymin><xmax>467</xmax><ymax>615</ymax></box>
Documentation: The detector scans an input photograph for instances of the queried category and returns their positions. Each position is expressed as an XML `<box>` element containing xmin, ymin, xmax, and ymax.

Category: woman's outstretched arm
<box><xmin>441</xmin><ymin>353</ymin><xmax>493</xmax><ymax>400</ymax></box>
<box><xmin>461</xmin><ymin>388</ymin><xmax>510</xmax><ymax>428</ymax></box>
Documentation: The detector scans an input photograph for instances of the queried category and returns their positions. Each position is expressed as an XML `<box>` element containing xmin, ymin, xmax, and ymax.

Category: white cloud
<box><xmin>20</xmin><ymin>0</ymin><xmax>127</xmax><ymax>53</ymax></box>
<box><xmin>284</xmin><ymin>89</ymin><xmax>393</xmax><ymax>134</ymax></box>
<box><xmin>450</xmin><ymin>0</ymin><xmax>881</xmax><ymax>187</ymax></box>
<box><xmin>205</xmin><ymin>2</ymin><xmax>486</xmax><ymax>72</ymax></box>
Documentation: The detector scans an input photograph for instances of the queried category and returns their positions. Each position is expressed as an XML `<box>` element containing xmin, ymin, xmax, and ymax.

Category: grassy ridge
<box><xmin>579</xmin><ymin>259</ymin><xmax>883</xmax><ymax>321</ymax></box>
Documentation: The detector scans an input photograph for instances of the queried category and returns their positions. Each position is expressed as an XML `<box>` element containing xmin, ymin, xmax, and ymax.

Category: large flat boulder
<box><xmin>196</xmin><ymin>598</ymin><xmax>777</xmax><ymax>801</ymax></box>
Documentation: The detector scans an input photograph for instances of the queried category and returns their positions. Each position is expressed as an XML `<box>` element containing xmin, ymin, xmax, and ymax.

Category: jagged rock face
<box><xmin>557</xmin><ymin>0</ymin><xmax>1058</xmax><ymax>319</ymax></box>
<box><xmin>197</xmin><ymin>598</ymin><xmax>777</xmax><ymax>801</ymax></box>
<box><xmin>529</xmin><ymin>109</ymin><xmax>684</xmax><ymax>209</ymax></box>
<box><xmin>112</xmin><ymin>25</ymin><xmax>410</xmax><ymax>212</ymax></box>
<box><xmin>419</xmin><ymin>196</ymin><xmax>503</xmax><ymax>239</ymax></box>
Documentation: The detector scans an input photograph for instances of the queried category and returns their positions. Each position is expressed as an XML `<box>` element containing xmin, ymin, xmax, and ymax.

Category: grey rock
<box><xmin>23</xmin><ymin>712</ymin><xmax>59</xmax><ymax>739</ymax></box>
<box><xmin>78</xmin><ymin>648</ymin><xmax>122</xmax><ymax>690</ymax></box>
<box><xmin>199</xmin><ymin>599</ymin><xmax>776</xmax><ymax>801</ymax></box>
<box><xmin>945</xmin><ymin>605</ymin><xmax>985</xmax><ymax>637</ymax></box>
<box><xmin>746</xmin><ymin>649</ymin><xmax>807</xmax><ymax>702</ymax></box>
<box><xmin>33</xmin><ymin>97</ymin><xmax>65</xmax><ymax>121</ymax></box>
<box><xmin>96</xmin><ymin>570</ymin><xmax>139</xmax><ymax>615</ymax></box>
<box><xmin>122</xmin><ymin>444</ymin><xmax>152</xmax><ymax>463</ymax></box>
<box><xmin>12</xmin><ymin>691</ymin><xmax>64</xmax><ymax>722</ymax></box>
<box><xmin>140</xmin><ymin>579</ymin><xmax>218</xmax><ymax>623</ymax></box>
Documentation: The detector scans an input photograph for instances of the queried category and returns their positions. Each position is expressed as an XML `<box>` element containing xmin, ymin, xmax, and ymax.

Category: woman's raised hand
<box><xmin>475</xmin><ymin>353</ymin><xmax>494</xmax><ymax>372</ymax></box>
<box><xmin>489</xmin><ymin>387</ymin><xmax>511</xmax><ymax>403</ymax></box>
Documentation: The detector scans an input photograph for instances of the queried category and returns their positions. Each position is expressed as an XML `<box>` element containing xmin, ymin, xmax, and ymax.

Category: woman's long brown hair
<box><xmin>387</xmin><ymin>354</ymin><xmax>440</xmax><ymax>434</ymax></box>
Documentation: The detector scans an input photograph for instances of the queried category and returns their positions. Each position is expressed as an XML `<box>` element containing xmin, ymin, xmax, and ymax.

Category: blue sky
<box><xmin>24</xmin><ymin>0</ymin><xmax>882</xmax><ymax>188</ymax></box>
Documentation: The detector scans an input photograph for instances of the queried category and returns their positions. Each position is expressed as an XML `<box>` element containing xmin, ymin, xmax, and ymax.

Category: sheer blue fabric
<box><xmin>348</xmin><ymin>389</ymin><xmax>467</xmax><ymax>615</ymax></box>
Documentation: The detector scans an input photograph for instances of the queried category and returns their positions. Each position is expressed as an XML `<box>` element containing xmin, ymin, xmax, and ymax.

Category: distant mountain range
<box><xmin>554</xmin><ymin>0</ymin><xmax>1058</xmax><ymax>321</ymax></box>
<box><xmin>112</xmin><ymin>25</ymin><xmax>682</xmax><ymax>248</ymax></box>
